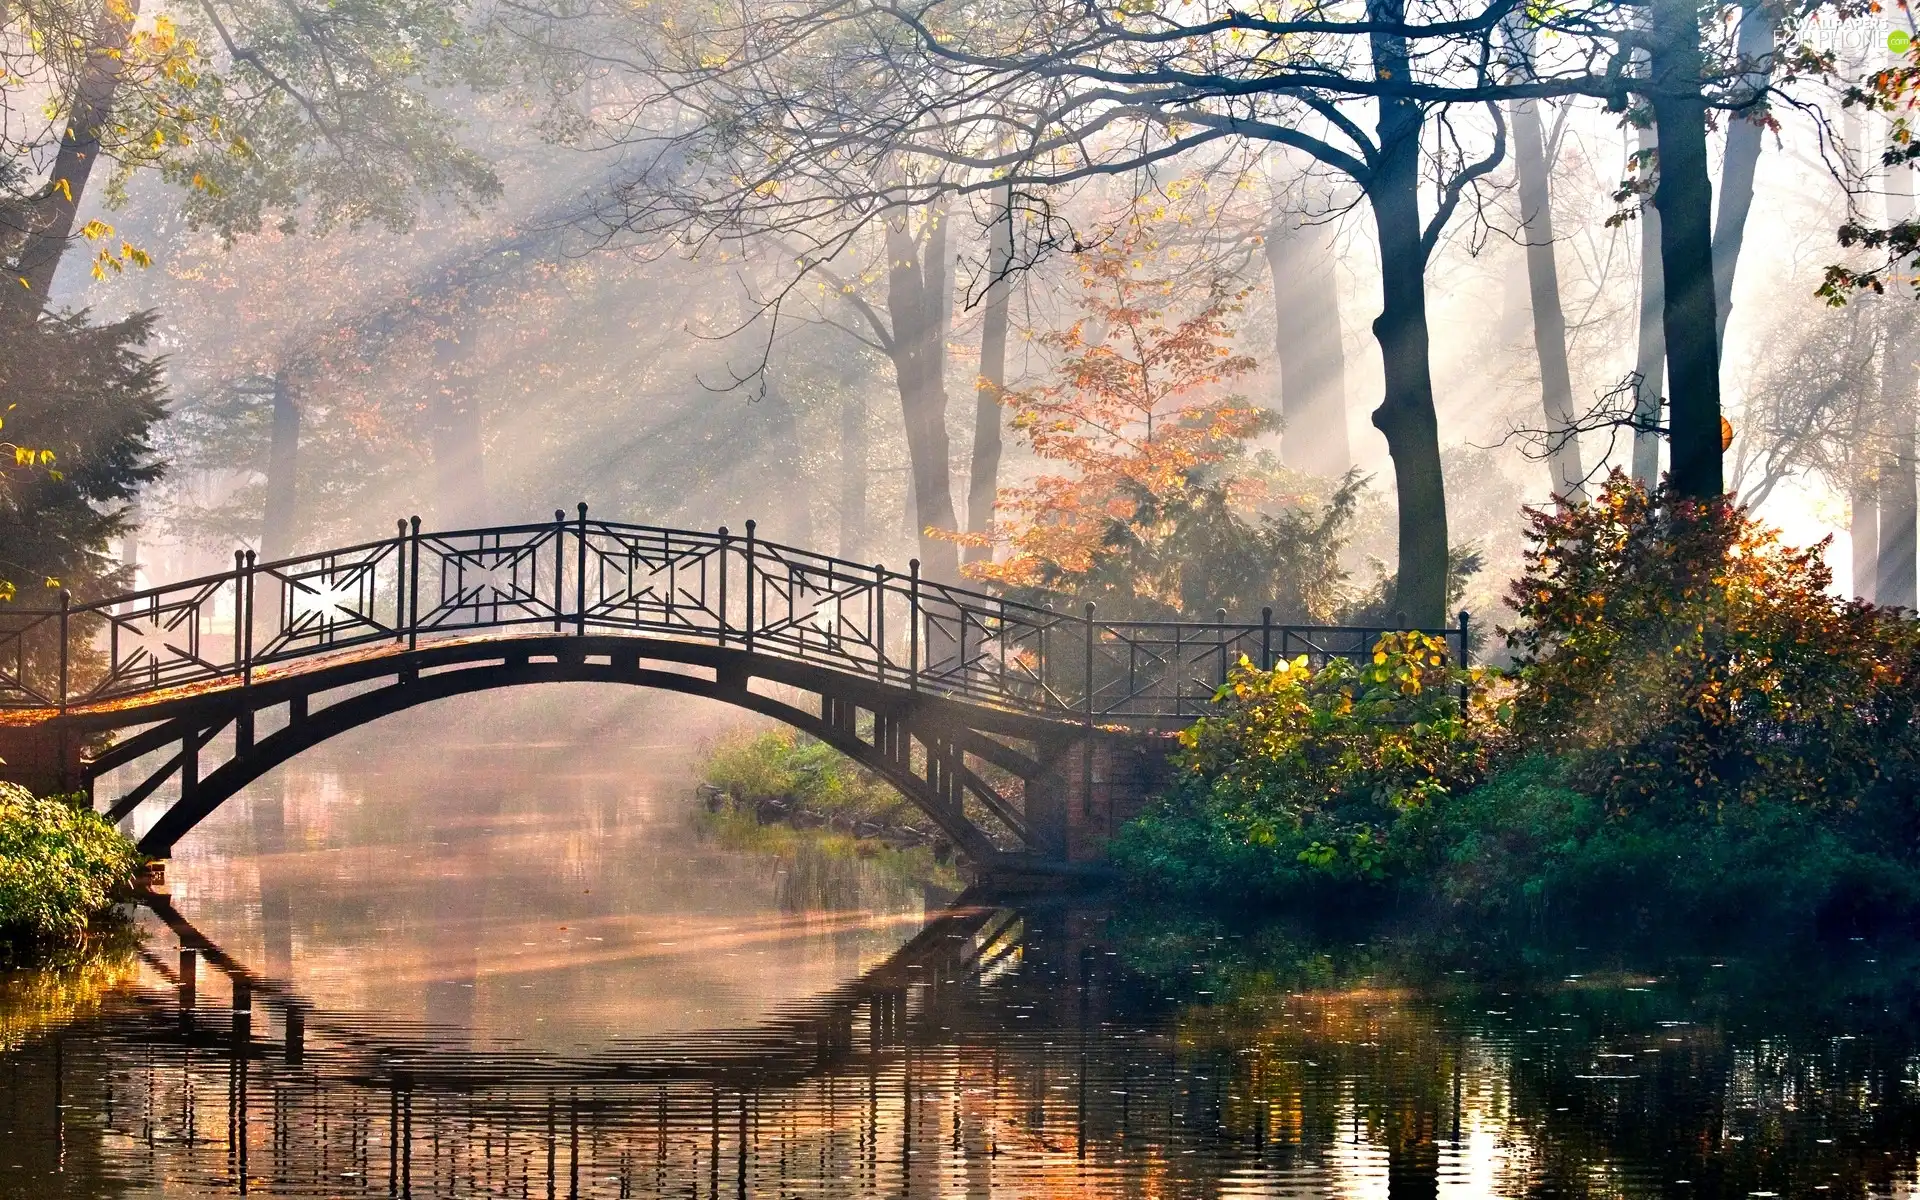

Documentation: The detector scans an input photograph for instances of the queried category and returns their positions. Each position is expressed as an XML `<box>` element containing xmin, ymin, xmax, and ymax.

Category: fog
<box><xmin>16</xmin><ymin>0</ymin><xmax>1911</xmax><ymax>627</ymax></box>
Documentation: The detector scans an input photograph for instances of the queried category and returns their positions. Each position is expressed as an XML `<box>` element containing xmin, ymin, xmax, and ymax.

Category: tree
<box><xmin>0</xmin><ymin>0</ymin><xmax>504</xmax><ymax>326</ymax></box>
<box><xmin>1628</xmin><ymin>0</ymin><xmax>1774</xmax><ymax>488</ymax></box>
<box><xmin>0</xmin><ymin>311</ymin><xmax>166</xmax><ymax>601</ymax></box>
<box><xmin>1506</xmin><ymin>20</ymin><xmax>1586</xmax><ymax>502</ymax></box>
<box><xmin>962</xmin><ymin>242</ymin><xmax>1302</xmax><ymax>614</ymax></box>
<box><xmin>964</xmin><ymin>184</ymin><xmax>1016</xmax><ymax>566</ymax></box>
<box><xmin>1645</xmin><ymin>0</ymin><xmax>1725</xmax><ymax>499</ymax></box>
<box><xmin>1264</xmin><ymin>172</ymin><xmax>1353</xmax><ymax>478</ymax></box>
<box><xmin>522</xmin><ymin>0</ymin><xmax>1779</xmax><ymax>620</ymax></box>
<box><xmin>796</xmin><ymin>202</ymin><xmax>965</xmax><ymax>579</ymax></box>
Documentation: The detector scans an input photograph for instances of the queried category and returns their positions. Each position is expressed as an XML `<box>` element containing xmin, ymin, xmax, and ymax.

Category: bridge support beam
<box><xmin>0</xmin><ymin>724</ymin><xmax>83</xmax><ymax>797</ymax></box>
<box><xmin>1028</xmin><ymin>732</ymin><xmax>1177</xmax><ymax>864</ymax></box>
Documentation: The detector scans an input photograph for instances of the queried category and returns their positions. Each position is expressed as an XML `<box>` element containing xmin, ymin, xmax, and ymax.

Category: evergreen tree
<box><xmin>0</xmin><ymin>310</ymin><xmax>166</xmax><ymax>604</ymax></box>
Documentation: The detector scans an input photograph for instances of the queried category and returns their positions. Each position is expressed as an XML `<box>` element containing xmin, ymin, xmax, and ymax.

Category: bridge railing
<box><xmin>0</xmin><ymin>509</ymin><xmax>1470</xmax><ymax>723</ymax></box>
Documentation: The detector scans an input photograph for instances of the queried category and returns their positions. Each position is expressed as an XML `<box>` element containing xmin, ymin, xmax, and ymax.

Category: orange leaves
<box><xmin>1502</xmin><ymin>471</ymin><xmax>1920</xmax><ymax>819</ymax></box>
<box><xmin>965</xmin><ymin>237</ymin><xmax>1263</xmax><ymax>596</ymax></box>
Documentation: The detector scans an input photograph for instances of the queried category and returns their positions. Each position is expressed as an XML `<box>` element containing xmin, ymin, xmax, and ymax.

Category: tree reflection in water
<box><xmin>4</xmin><ymin>895</ymin><xmax>1920</xmax><ymax>1198</ymax></box>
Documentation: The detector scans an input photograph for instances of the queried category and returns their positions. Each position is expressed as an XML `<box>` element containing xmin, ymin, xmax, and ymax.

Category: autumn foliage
<box><xmin>965</xmin><ymin>243</ymin><xmax>1268</xmax><ymax>598</ymax></box>
<box><xmin>1120</xmin><ymin>474</ymin><xmax>1920</xmax><ymax>929</ymax></box>
<box><xmin>1503</xmin><ymin>472</ymin><xmax>1920</xmax><ymax>824</ymax></box>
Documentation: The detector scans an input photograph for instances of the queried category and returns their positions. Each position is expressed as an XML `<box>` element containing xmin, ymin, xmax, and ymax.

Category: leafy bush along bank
<box><xmin>1114</xmin><ymin>477</ymin><xmax>1920</xmax><ymax>933</ymax></box>
<box><xmin>0</xmin><ymin>784</ymin><xmax>141</xmax><ymax>957</ymax></box>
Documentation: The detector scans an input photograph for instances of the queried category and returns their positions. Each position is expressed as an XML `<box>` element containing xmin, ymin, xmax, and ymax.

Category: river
<box><xmin>3</xmin><ymin>686</ymin><xmax>1919</xmax><ymax>1198</ymax></box>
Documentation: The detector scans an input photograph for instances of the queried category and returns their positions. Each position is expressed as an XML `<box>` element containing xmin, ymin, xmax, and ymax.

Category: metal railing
<box><xmin>0</xmin><ymin>507</ymin><xmax>1470</xmax><ymax>725</ymax></box>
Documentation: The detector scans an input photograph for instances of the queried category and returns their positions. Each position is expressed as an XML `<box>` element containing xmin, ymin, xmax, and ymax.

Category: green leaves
<box><xmin>1116</xmin><ymin>630</ymin><xmax>1485</xmax><ymax>899</ymax></box>
<box><xmin>0</xmin><ymin>784</ymin><xmax>139</xmax><ymax>946</ymax></box>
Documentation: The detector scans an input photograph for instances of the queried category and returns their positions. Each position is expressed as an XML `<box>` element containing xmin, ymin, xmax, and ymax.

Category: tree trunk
<box><xmin>1879</xmin><ymin>167</ymin><xmax>1918</xmax><ymax>607</ymax></box>
<box><xmin>1630</xmin><ymin>117</ymin><xmax>1666</xmax><ymax>487</ymax></box>
<box><xmin>261</xmin><ymin>372</ymin><xmax>301</xmax><ymax>561</ymax></box>
<box><xmin>1266</xmin><ymin>208</ymin><xmax>1353</xmax><ymax>477</ymax></box>
<box><xmin>884</xmin><ymin>207</ymin><xmax>961</xmax><ymax>583</ymax></box>
<box><xmin>1509</xmin><ymin>87</ymin><xmax>1585</xmax><ymax>503</ymax></box>
<box><xmin>1366</xmin><ymin>8</ymin><xmax>1450</xmax><ymax>626</ymax></box>
<box><xmin>430</xmin><ymin>332</ymin><xmax>488</xmax><ymax>528</ymax></box>
<box><xmin>1852</xmin><ymin>478</ymin><xmax>1880</xmax><ymax>601</ymax></box>
<box><xmin>1647</xmin><ymin>0</ymin><xmax>1724</xmax><ymax>500</ymax></box>
<box><xmin>965</xmin><ymin>186</ymin><xmax>1013</xmax><ymax>566</ymax></box>
<box><xmin>839</xmin><ymin>387</ymin><xmax>868</xmax><ymax>561</ymax></box>
<box><xmin>4</xmin><ymin>0</ymin><xmax>140</xmax><ymax>324</ymax></box>
<box><xmin>1710</xmin><ymin>2</ymin><xmax>1774</xmax><ymax>349</ymax></box>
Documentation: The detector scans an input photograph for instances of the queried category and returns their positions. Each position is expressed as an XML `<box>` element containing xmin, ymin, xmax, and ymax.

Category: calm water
<box><xmin>5</xmin><ymin>687</ymin><xmax>1920</xmax><ymax>1198</ymax></box>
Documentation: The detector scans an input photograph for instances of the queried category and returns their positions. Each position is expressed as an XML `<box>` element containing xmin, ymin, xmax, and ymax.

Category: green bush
<box><xmin>0</xmin><ymin>783</ymin><xmax>140</xmax><ymax>949</ymax></box>
<box><xmin>1117</xmin><ymin>477</ymin><xmax>1920</xmax><ymax>933</ymax></box>
<box><xmin>1428</xmin><ymin>756</ymin><xmax>1920</xmax><ymax>932</ymax></box>
<box><xmin>1110</xmin><ymin>630</ymin><xmax>1482</xmax><ymax>899</ymax></box>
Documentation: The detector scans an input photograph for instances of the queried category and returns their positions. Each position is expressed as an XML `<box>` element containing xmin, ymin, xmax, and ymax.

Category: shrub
<box><xmin>0</xmin><ymin>783</ymin><xmax>139</xmax><ymax>949</ymax></box>
<box><xmin>1503</xmin><ymin>475</ymin><xmax>1920</xmax><ymax>846</ymax></box>
<box><xmin>1118</xmin><ymin>475</ymin><xmax>1920</xmax><ymax>931</ymax></box>
<box><xmin>1111</xmin><ymin>630</ymin><xmax>1483</xmax><ymax>898</ymax></box>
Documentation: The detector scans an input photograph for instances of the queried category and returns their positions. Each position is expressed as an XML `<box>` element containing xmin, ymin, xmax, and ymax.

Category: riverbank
<box><xmin>1113</xmin><ymin>481</ymin><xmax>1920</xmax><ymax>937</ymax></box>
<box><xmin>695</xmin><ymin>728</ymin><xmax>967</xmax><ymax>895</ymax></box>
<box><xmin>0</xmin><ymin>783</ymin><xmax>141</xmax><ymax>966</ymax></box>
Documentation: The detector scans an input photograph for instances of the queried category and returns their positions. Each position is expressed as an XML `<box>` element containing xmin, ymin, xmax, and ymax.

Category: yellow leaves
<box><xmin>89</xmin><ymin>239</ymin><xmax>152</xmax><ymax>280</ymax></box>
<box><xmin>50</xmin><ymin>178</ymin><xmax>72</xmax><ymax>203</ymax></box>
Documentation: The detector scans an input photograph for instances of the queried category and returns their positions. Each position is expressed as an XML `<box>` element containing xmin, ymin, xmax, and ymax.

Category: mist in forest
<box><xmin>6</xmin><ymin>0</ymin><xmax>1912</xmax><ymax>629</ymax></box>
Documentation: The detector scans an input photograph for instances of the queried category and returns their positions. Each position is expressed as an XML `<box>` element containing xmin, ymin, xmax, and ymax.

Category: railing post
<box><xmin>575</xmin><ymin>503</ymin><xmax>589</xmax><ymax>635</ymax></box>
<box><xmin>873</xmin><ymin>564</ymin><xmax>887</xmax><ymax>683</ymax></box>
<box><xmin>1261</xmin><ymin>606</ymin><xmax>1273</xmax><ymax>670</ymax></box>
<box><xmin>1216</xmin><ymin>607</ymin><xmax>1229</xmax><ymax>686</ymax></box>
<box><xmin>908</xmin><ymin>559</ymin><xmax>921</xmax><ymax>690</ymax></box>
<box><xmin>233</xmin><ymin>550</ymin><xmax>247</xmax><ymax>684</ymax></box>
<box><xmin>57</xmin><ymin>589</ymin><xmax>69</xmax><ymax>715</ymax></box>
<box><xmin>553</xmin><ymin>509</ymin><xmax>567</xmax><ymax>634</ymax></box>
<box><xmin>394</xmin><ymin>520</ymin><xmax>408</xmax><ymax>642</ymax></box>
<box><xmin>717</xmin><ymin>527</ymin><xmax>730</xmax><ymax>647</ymax></box>
<box><xmin>743</xmin><ymin>519</ymin><xmax>757</xmax><ymax>652</ymax></box>
<box><xmin>1083</xmin><ymin>602</ymin><xmax>1096</xmax><ymax>721</ymax></box>
<box><xmin>1458</xmin><ymin>609</ymin><xmax>1472</xmax><ymax>713</ymax></box>
<box><xmin>1040</xmin><ymin>604</ymin><xmax>1052</xmax><ymax>704</ymax></box>
<box><xmin>407</xmin><ymin>517</ymin><xmax>421</xmax><ymax>655</ymax></box>
<box><xmin>242</xmin><ymin>551</ymin><xmax>256</xmax><ymax>688</ymax></box>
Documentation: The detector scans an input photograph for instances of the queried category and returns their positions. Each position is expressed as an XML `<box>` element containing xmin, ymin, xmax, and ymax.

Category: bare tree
<box><xmin>506</xmin><ymin>0</ymin><xmax>1783</xmax><ymax>618</ymax></box>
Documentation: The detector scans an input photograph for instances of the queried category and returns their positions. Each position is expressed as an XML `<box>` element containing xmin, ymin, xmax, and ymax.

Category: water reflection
<box><xmin>11</xmin><ymin>896</ymin><xmax>1920</xmax><ymax>1198</ymax></box>
<box><xmin>4</xmin><ymin>691</ymin><xmax>1920</xmax><ymax>1197</ymax></box>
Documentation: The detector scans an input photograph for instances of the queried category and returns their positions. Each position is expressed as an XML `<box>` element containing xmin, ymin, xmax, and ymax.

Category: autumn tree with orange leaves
<box><xmin>964</xmin><ymin>245</ymin><xmax>1269</xmax><ymax>607</ymax></box>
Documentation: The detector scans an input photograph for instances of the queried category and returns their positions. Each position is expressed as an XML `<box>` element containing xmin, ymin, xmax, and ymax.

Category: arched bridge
<box><xmin>0</xmin><ymin>509</ymin><xmax>1469</xmax><ymax>867</ymax></box>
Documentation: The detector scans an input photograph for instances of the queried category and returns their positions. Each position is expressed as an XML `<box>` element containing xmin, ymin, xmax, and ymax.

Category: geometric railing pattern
<box><xmin>0</xmin><ymin>507</ymin><xmax>1470</xmax><ymax>727</ymax></box>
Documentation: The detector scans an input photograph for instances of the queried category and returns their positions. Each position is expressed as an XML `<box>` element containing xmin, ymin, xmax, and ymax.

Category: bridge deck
<box><xmin>0</xmin><ymin>512</ymin><xmax>1468</xmax><ymax>728</ymax></box>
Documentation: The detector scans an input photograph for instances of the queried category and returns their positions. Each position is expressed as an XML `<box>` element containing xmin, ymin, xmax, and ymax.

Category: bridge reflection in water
<box><xmin>4</xmin><ymin>893</ymin><xmax>1478</xmax><ymax>1200</ymax></box>
<box><xmin>9</xmin><ymin>896</ymin><xmax>1920</xmax><ymax>1197</ymax></box>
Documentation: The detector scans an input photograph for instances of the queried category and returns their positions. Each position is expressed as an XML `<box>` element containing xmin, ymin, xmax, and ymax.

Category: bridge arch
<box><xmin>85</xmin><ymin>634</ymin><xmax>1075</xmax><ymax>865</ymax></box>
<box><xmin>0</xmin><ymin>511</ymin><xmax>1452</xmax><ymax>867</ymax></box>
